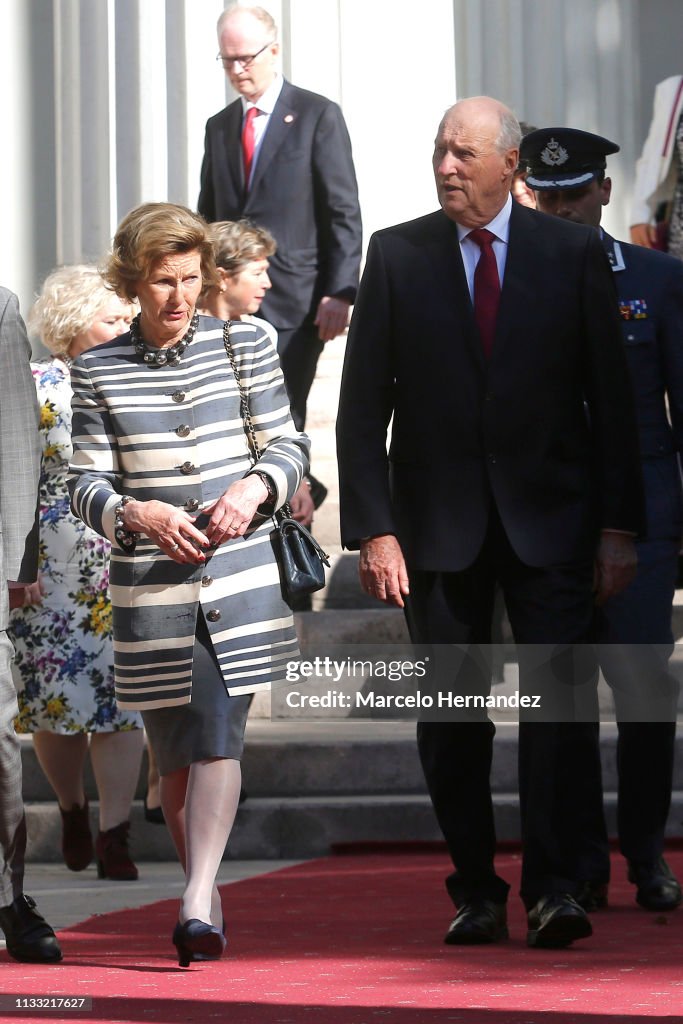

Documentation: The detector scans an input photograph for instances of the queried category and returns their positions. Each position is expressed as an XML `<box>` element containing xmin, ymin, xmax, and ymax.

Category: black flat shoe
<box><xmin>172</xmin><ymin>919</ymin><xmax>226</xmax><ymax>968</ymax></box>
<box><xmin>444</xmin><ymin>899</ymin><xmax>508</xmax><ymax>945</ymax></box>
<box><xmin>527</xmin><ymin>894</ymin><xmax>592</xmax><ymax>948</ymax></box>
<box><xmin>0</xmin><ymin>894</ymin><xmax>62</xmax><ymax>963</ymax></box>
<box><xmin>628</xmin><ymin>857</ymin><xmax>682</xmax><ymax>911</ymax></box>
<box><xmin>143</xmin><ymin>797</ymin><xmax>165</xmax><ymax>825</ymax></box>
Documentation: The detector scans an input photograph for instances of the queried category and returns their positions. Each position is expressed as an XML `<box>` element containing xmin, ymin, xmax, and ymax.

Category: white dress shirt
<box><xmin>241</xmin><ymin>74</ymin><xmax>284</xmax><ymax>187</ymax></box>
<box><xmin>456</xmin><ymin>193</ymin><xmax>513</xmax><ymax>301</ymax></box>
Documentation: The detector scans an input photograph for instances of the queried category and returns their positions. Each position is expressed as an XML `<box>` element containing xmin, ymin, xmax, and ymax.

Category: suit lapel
<box><xmin>221</xmin><ymin>99</ymin><xmax>245</xmax><ymax>201</ymax></box>
<box><xmin>424</xmin><ymin>213</ymin><xmax>486</xmax><ymax>372</ymax></box>
<box><xmin>246</xmin><ymin>81</ymin><xmax>297</xmax><ymax>202</ymax></box>
<box><xmin>492</xmin><ymin>201</ymin><xmax>541</xmax><ymax>359</ymax></box>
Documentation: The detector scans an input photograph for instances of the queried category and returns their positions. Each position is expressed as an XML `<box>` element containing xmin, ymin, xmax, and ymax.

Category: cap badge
<box><xmin>540</xmin><ymin>138</ymin><xmax>569</xmax><ymax>167</ymax></box>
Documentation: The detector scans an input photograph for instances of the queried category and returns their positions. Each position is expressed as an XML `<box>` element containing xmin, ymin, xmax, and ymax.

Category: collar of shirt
<box><xmin>240</xmin><ymin>73</ymin><xmax>284</xmax><ymax>119</ymax></box>
<box><xmin>456</xmin><ymin>193</ymin><xmax>513</xmax><ymax>300</ymax></box>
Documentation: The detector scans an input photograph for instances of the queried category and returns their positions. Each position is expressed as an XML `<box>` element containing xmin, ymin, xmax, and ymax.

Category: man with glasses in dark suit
<box><xmin>199</xmin><ymin>2</ymin><xmax>361</xmax><ymax>497</ymax></box>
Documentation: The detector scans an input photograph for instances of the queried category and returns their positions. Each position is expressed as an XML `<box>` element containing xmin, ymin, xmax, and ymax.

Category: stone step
<box><xmin>19</xmin><ymin>722</ymin><xmax>683</xmax><ymax>801</ymax></box>
<box><xmin>23</xmin><ymin>790</ymin><xmax>683</xmax><ymax>862</ymax></box>
<box><xmin>21</xmin><ymin>720</ymin><xmax>683</xmax><ymax>861</ymax></box>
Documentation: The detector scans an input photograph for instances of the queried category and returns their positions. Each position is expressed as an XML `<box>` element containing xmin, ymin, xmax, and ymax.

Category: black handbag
<box><xmin>223</xmin><ymin>321</ymin><xmax>329</xmax><ymax>601</ymax></box>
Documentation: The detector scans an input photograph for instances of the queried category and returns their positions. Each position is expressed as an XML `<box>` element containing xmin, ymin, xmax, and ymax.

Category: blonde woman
<box><xmin>9</xmin><ymin>266</ymin><xmax>144</xmax><ymax>881</ymax></box>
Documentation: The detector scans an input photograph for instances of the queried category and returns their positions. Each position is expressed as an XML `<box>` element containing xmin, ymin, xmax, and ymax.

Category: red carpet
<box><xmin>1</xmin><ymin>850</ymin><xmax>683</xmax><ymax>1023</ymax></box>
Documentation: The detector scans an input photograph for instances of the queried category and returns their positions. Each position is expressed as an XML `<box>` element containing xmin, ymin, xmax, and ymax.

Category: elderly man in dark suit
<box><xmin>337</xmin><ymin>97</ymin><xmax>644</xmax><ymax>949</ymax></box>
<box><xmin>198</xmin><ymin>2</ymin><xmax>362</xmax><ymax>441</ymax></box>
<box><xmin>524</xmin><ymin>127</ymin><xmax>683</xmax><ymax>915</ymax></box>
<box><xmin>0</xmin><ymin>287</ymin><xmax>61</xmax><ymax>963</ymax></box>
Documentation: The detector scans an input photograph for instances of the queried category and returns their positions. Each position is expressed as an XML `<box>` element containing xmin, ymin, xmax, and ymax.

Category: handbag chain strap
<box><xmin>223</xmin><ymin>320</ymin><xmax>292</xmax><ymax>518</ymax></box>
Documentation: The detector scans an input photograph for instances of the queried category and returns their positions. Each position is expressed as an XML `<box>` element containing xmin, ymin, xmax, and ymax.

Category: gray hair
<box><xmin>496</xmin><ymin>109</ymin><xmax>522</xmax><ymax>154</ymax></box>
<box><xmin>217</xmin><ymin>3</ymin><xmax>278</xmax><ymax>40</ymax></box>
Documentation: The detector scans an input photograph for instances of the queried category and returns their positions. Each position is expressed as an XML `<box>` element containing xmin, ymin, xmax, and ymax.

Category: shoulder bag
<box><xmin>223</xmin><ymin>321</ymin><xmax>329</xmax><ymax>602</ymax></box>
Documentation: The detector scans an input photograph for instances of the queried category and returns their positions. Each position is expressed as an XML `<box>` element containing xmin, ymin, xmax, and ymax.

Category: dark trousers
<box><xmin>577</xmin><ymin>535</ymin><xmax>680</xmax><ymax>880</ymax></box>
<box><xmin>407</xmin><ymin>505</ymin><xmax>599</xmax><ymax>908</ymax></box>
<box><xmin>276</xmin><ymin>322</ymin><xmax>324</xmax><ymax>432</ymax></box>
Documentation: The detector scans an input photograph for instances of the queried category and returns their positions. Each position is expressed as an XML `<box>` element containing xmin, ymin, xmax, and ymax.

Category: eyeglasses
<box><xmin>216</xmin><ymin>40</ymin><xmax>274</xmax><ymax>70</ymax></box>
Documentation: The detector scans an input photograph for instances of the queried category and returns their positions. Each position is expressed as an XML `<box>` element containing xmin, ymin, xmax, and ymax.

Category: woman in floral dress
<box><xmin>8</xmin><ymin>266</ymin><xmax>144</xmax><ymax>880</ymax></box>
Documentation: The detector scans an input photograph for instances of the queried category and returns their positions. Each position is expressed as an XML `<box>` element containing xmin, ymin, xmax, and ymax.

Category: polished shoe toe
<box><xmin>628</xmin><ymin>857</ymin><xmax>682</xmax><ymax>912</ymax></box>
<box><xmin>575</xmin><ymin>880</ymin><xmax>609</xmax><ymax>912</ymax></box>
<box><xmin>0</xmin><ymin>894</ymin><xmax>62</xmax><ymax>963</ymax></box>
<box><xmin>444</xmin><ymin>899</ymin><xmax>508</xmax><ymax>945</ymax></box>
<box><xmin>527</xmin><ymin>894</ymin><xmax>592</xmax><ymax>949</ymax></box>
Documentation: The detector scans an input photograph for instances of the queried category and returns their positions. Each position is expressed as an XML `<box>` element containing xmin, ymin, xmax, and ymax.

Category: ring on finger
<box><xmin>170</xmin><ymin>541</ymin><xmax>180</xmax><ymax>551</ymax></box>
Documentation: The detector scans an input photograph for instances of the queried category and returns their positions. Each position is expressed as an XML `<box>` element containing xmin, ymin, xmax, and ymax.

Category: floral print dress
<box><xmin>9</xmin><ymin>358</ymin><xmax>141</xmax><ymax>734</ymax></box>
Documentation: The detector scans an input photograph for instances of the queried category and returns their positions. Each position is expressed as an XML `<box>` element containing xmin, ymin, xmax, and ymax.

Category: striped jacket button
<box><xmin>172</xmin><ymin>390</ymin><xmax>187</xmax><ymax>403</ymax></box>
<box><xmin>180</xmin><ymin>461</ymin><xmax>195</xmax><ymax>475</ymax></box>
<box><xmin>176</xmin><ymin>424</ymin><xmax>191</xmax><ymax>437</ymax></box>
<box><xmin>206</xmin><ymin>609</ymin><xmax>221</xmax><ymax>622</ymax></box>
<box><xmin>184</xmin><ymin>498</ymin><xmax>200</xmax><ymax>512</ymax></box>
<box><xmin>201</xmin><ymin>576</ymin><xmax>214</xmax><ymax>587</ymax></box>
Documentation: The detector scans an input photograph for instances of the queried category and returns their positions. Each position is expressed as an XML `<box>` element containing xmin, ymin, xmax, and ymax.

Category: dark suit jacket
<box><xmin>336</xmin><ymin>203</ymin><xmax>644</xmax><ymax>571</ymax></box>
<box><xmin>198</xmin><ymin>79</ymin><xmax>362</xmax><ymax>331</ymax></box>
<box><xmin>603</xmin><ymin>231</ymin><xmax>683</xmax><ymax>541</ymax></box>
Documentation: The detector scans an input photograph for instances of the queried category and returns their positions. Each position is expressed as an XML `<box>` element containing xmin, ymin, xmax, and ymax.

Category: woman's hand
<box><xmin>203</xmin><ymin>475</ymin><xmax>269</xmax><ymax>546</ymax></box>
<box><xmin>24</xmin><ymin>577</ymin><xmax>46</xmax><ymax>606</ymax></box>
<box><xmin>122</xmin><ymin>499</ymin><xmax>211</xmax><ymax>563</ymax></box>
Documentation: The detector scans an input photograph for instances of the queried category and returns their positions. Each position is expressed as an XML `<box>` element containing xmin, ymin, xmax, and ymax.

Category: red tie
<box><xmin>242</xmin><ymin>107</ymin><xmax>258</xmax><ymax>188</ymax></box>
<box><xmin>468</xmin><ymin>228</ymin><xmax>501</xmax><ymax>358</ymax></box>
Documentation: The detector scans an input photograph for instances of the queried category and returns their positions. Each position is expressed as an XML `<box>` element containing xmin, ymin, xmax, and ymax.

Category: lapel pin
<box><xmin>284</xmin><ymin>114</ymin><xmax>295</xmax><ymax>123</ymax></box>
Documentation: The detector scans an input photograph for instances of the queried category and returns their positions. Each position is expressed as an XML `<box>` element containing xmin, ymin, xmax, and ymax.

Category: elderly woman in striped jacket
<box><xmin>67</xmin><ymin>202</ymin><xmax>309</xmax><ymax>967</ymax></box>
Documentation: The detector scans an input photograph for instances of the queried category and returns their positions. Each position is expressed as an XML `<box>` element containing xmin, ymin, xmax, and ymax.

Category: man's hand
<box><xmin>359</xmin><ymin>534</ymin><xmax>410</xmax><ymax>608</ymax></box>
<box><xmin>289</xmin><ymin>481</ymin><xmax>315</xmax><ymax>528</ymax></box>
<box><xmin>630</xmin><ymin>223</ymin><xmax>657</xmax><ymax>249</ymax></box>
<box><xmin>314</xmin><ymin>296</ymin><xmax>350</xmax><ymax>342</ymax></box>
<box><xmin>593</xmin><ymin>530</ymin><xmax>638</xmax><ymax>606</ymax></box>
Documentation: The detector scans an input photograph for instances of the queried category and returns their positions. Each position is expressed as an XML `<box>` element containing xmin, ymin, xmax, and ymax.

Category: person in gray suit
<box><xmin>0</xmin><ymin>287</ymin><xmax>61</xmax><ymax>962</ymax></box>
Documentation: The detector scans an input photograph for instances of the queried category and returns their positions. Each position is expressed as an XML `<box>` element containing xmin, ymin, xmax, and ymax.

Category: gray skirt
<box><xmin>141</xmin><ymin>610</ymin><xmax>253</xmax><ymax>776</ymax></box>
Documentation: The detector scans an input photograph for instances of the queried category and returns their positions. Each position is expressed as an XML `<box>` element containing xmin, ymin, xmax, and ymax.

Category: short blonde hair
<box><xmin>104</xmin><ymin>202</ymin><xmax>218</xmax><ymax>301</ymax></box>
<box><xmin>211</xmin><ymin>220</ymin><xmax>276</xmax><ymax>276</ymax></box>
<box><xmin>29</xmin><ymin>265</ymin><xmax>134</xmax><ymax>358</ymax></box>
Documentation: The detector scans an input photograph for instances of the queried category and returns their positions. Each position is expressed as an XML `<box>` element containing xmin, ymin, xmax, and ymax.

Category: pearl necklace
<box><xmin>130</xmin><ymin>313</ymin><xmax>199</xmax><ymax>367</ymax></box>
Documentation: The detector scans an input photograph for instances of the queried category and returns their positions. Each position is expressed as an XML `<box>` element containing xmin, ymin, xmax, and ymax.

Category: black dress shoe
<box><xmin>628</xmin><ymin>857</ymin><xmax>682</xmax><ymax>911</ymax></box>
<box><xmin>575</xmin><ymin>880</ymin><xmax>609</xmax><ymax>912</ymax></box>
<box><xmin>527</xmin><ymin>894</ymin><xmax>592</xmax><ymax>949</ymax></box>
<box><xmin>444</xmin><ymin>899</ymin><xmax>508</xmax><ymax>945</ymax></box>
<box><xmin>0</xmin><ymin>894</ymin><xmax>62</xmax><ymax>963</ymax></box>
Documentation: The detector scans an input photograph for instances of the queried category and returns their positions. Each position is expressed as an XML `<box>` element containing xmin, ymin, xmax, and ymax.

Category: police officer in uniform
<box><xmin>519</xmin><ymin>127</ymin><xmax>683</xmax><ymax>914</ymax></box>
